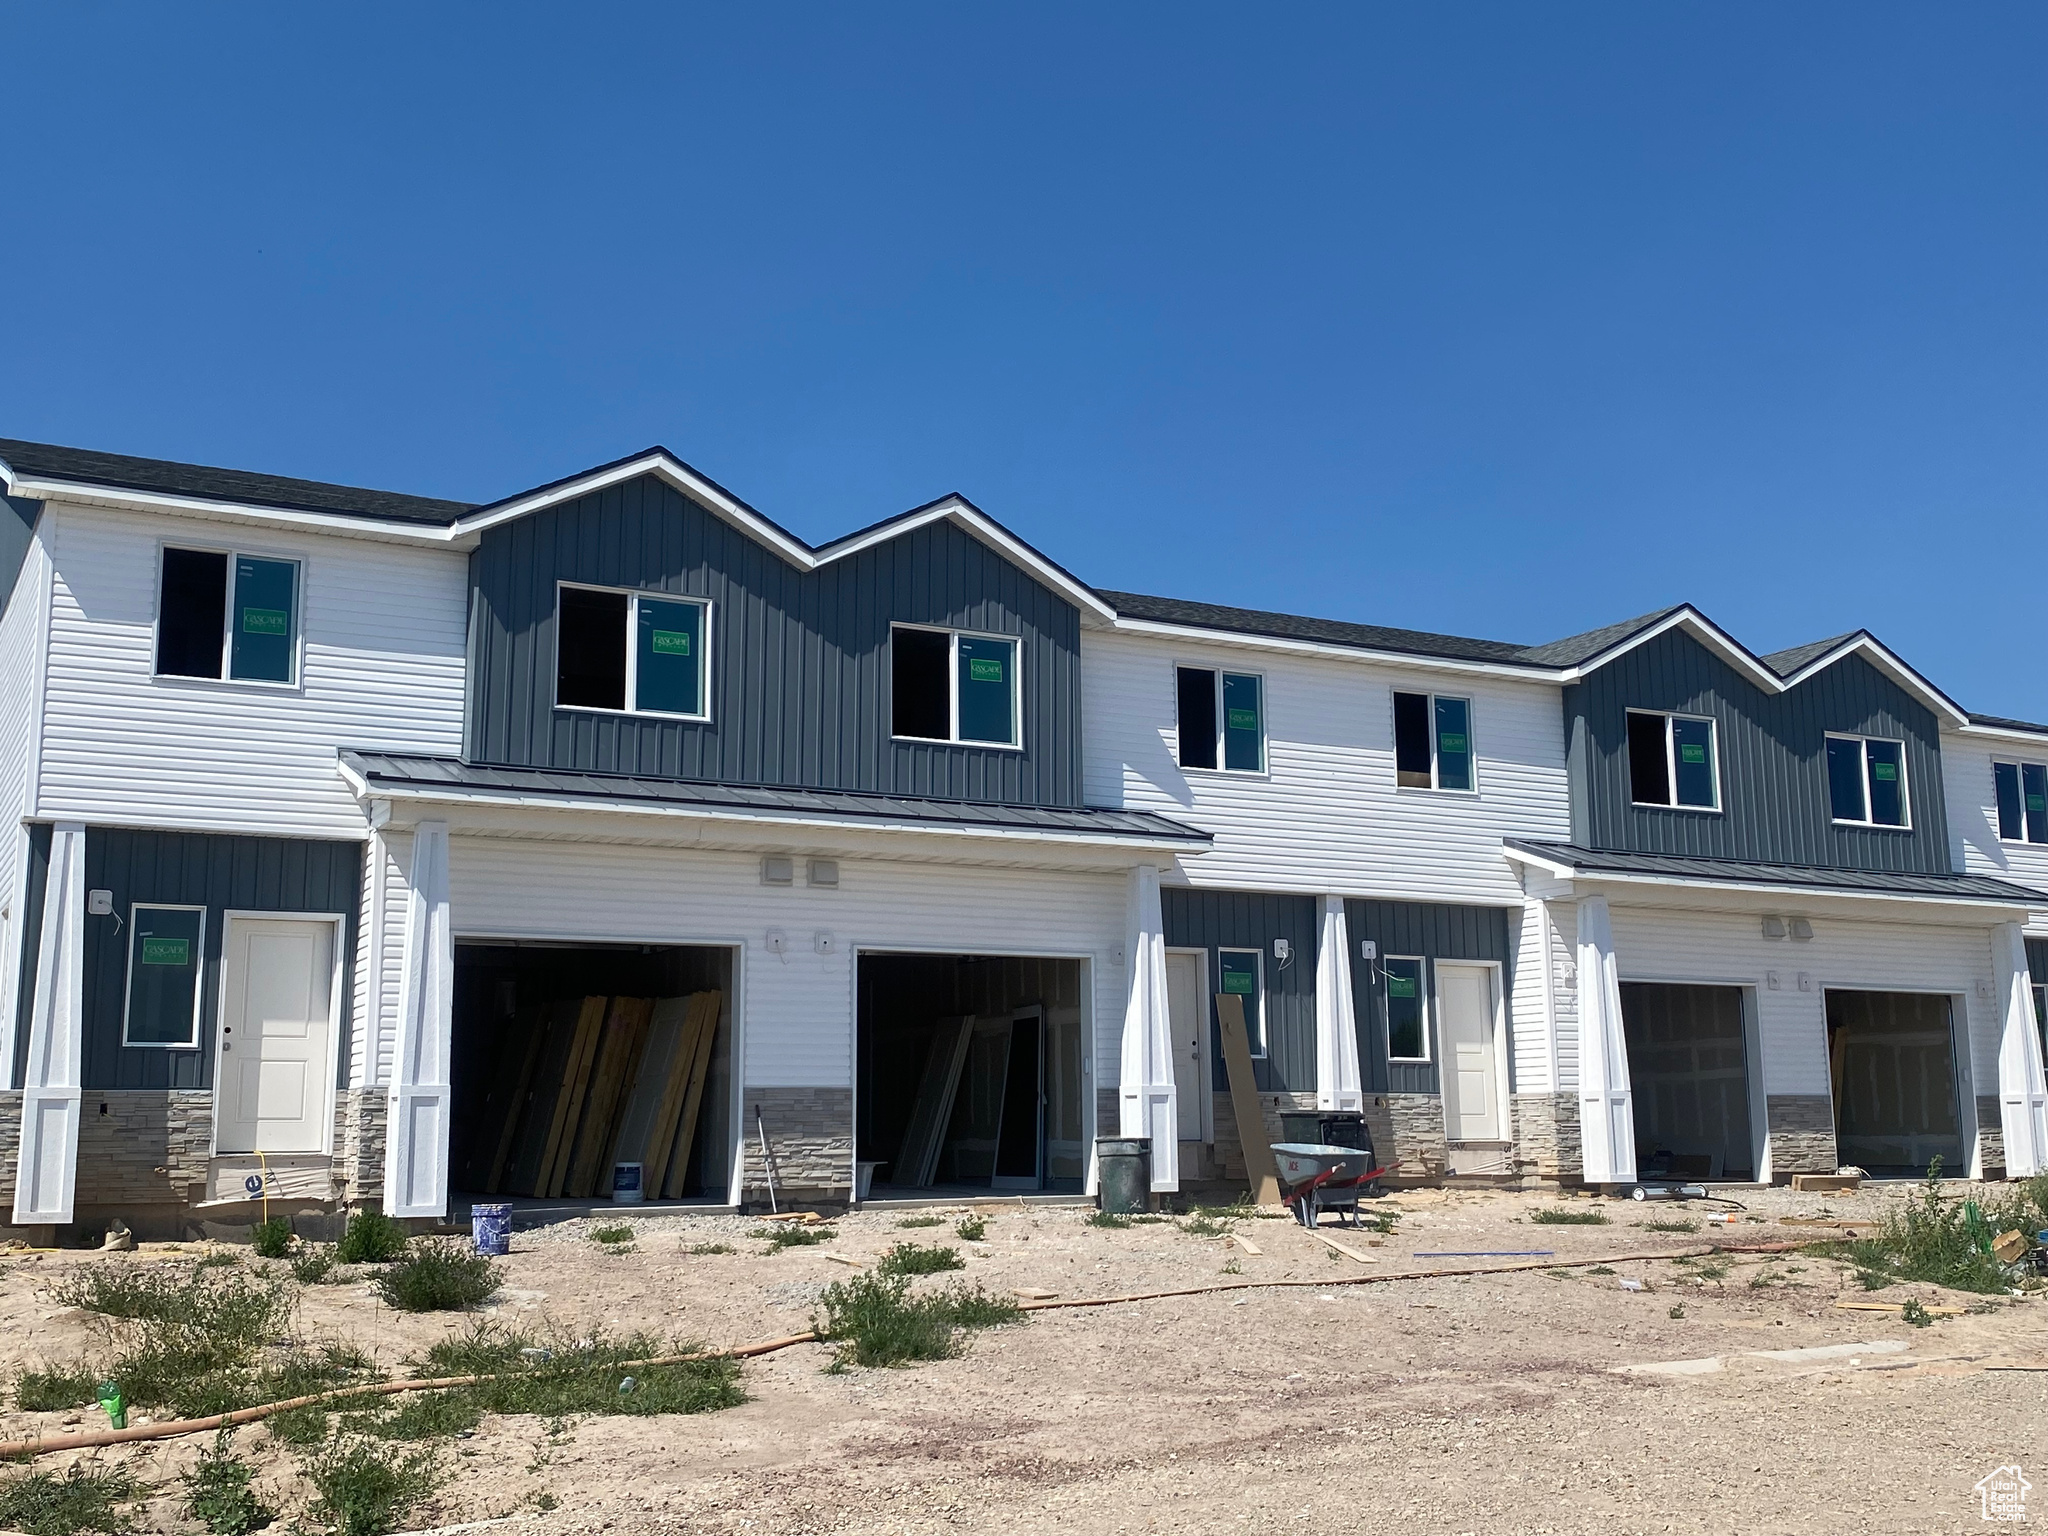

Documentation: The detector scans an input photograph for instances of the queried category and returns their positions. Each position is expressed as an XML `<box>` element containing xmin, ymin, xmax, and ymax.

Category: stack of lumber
<box><xmin>475</xmin><ymin>990</ymin><xmax>723</xmax><ymax>1200</ymax></box>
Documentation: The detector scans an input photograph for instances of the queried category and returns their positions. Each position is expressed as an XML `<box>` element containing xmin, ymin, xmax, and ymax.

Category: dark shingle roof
<box><xmin>1095</xmin><ymin>590</ymin><xmax>1543</xmax><ymax>667</ymax></box>
<box><xmin>1513</xmin><ymin>608</ymin><xmax>1685</xmax><ymax>667</ymax></box>
<box><xmin>1968</xmin><ymin>712</ymin><xmax>2048</xmax><ymax>739</ymax></box>
<box><xmin>340</xmin><ymin>751</ymin><xmax>1211</xmax><ymax>845</ymax></box>
<box><xmin>0</xmin><ymin>439</ymin><xmax>475</xmax><ymax>526</ymax></box>
<box><xmin>1759</xmin><ymin>633</ymin><xmax>1857</xmax><ymax>678</ymax></box>
<box><xmin>1504</xmin><ymin>839</ymin><xmax>2048</xmax><ymax>905</ymax></box>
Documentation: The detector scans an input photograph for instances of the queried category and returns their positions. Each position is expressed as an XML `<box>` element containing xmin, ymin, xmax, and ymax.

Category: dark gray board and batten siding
<box><xmin>12</xmin><ymin>828</ymin><xmax>362</xmax><ymax>1093</ymax></box>
<box><xmin>466</xmin><ymin>473</ymin><xmax>1085</xmax><ymax>806</ymax></box>
<box><xmin>1344</xmin><ymin>900</ymin><xmax>1514</xmax><ymax>1097</ymax></box>
<box><xmin>1565</xmin><ymin>629</ymin><xmax>1953</xmax><ymax>873</ymax></box>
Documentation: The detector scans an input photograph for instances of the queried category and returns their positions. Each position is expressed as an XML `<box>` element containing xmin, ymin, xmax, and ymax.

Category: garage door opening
<box><xmin>1620</xmin><ymin>983</ymin><xmax>1758</xmax><ymax>1181</ymax></box>
<box><xmin>1827</xmin><ymin>989</ymin><xmax>1964</xmax><ymax>1177</ymax></box>
<box><xmin>857</xmin><ymin>953</ymin><xmax>1087</xmax><ymax>1197</ymax></box>
<box><xmin>450</xmin><ymin>942</ymin><xmax>734</xmax><ymax>1205</ymax></box>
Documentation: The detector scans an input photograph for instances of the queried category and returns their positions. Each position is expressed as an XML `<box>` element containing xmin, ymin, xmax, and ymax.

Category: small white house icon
<box><xmin>1975</xmin><ymin>1465</ymin><xmax>2031</xmax><ymax>1523</ymax></box>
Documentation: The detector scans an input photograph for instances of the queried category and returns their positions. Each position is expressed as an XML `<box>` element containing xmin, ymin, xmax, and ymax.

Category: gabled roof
<box><xmin>1513</xmin><ymin>608</ymin><xmax>1686</xmax><ymax>667</ymax></box>
<box><xmin>0</xmin><ymin>437</ymin><xmax>473</xmax><ymax>525</ymax></box>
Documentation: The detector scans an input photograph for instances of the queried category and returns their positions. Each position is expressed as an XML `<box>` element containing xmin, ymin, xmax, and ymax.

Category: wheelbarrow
<box><xmin>1270</xmin><ymin>1142</ymin><xmax>1396</xmax><ymax>1229</ymax></box>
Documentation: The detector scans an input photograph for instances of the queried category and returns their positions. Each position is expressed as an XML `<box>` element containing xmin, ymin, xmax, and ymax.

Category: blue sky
<box><xmin>2</xmin><ymin>5</ymin><xmax>2042</xmax><ymax>712</ymax></box>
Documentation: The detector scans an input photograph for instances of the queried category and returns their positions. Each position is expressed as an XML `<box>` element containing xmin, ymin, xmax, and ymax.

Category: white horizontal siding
<box><xmin>1508</xmin><ymin>899</ymin><xmax>1557</xmax><ymax>1095</ymax></box>
<box><xmin>36</xmin><ymin>503</ymin><xmax>466</xmax><ymax>838</ymax></box>
<box><xmin>1605</xmin><ymin>902</ymin><xmax>2000</xmax><ymax>1100</ymax></box>
<box><xmin>441</xmin><ymin>839</ymin><xmax>1129</xmax><ymax>1092</ymax></box>
<box><xmin>1082</xmin><ymin>631</ymin><xmax>1569</xmax><ymax>902</ymax></box>
<box><xmin>0</xmin><ymin>536</ymin><xmax>52</xmax><ymax>1076</ymax></box>
<box><xmin>1944</xmin><ymin>735</ymin><xmax>2048</xmax><ymax>935</ymax></box>
<box><xmin>351</xmin><ymin>830</ymin><xmax>411</xmax><ymax>1090</ymax></box>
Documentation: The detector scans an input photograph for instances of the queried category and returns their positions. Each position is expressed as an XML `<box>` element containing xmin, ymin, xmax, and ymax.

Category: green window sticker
<box><xmin>650</xmin><ymin>630</ymin><xmax>691</xmax><ymax>656</ymax></box>
<box><xmin>1387</xmin><ymin>975</ymin><xmax>1417</xmax><ymax>999</ymax></box>
<box><xmin>969</xmin><ymin>656</ymin><xmax>1004</xmax><ymax>683</ymax></box>
<box><xmin>241</xmin><ymin>607</ymin><xmax>288</xmax><ymax>636</ymax></box>
<box><xmin>141</xmin><ymin>936</ymin><xmax>190</xmax><ymax>967</ymax></box>
<box><xmin>1227</xmin><ymin>708</ymin><xmax>1258</xmax><ymax>731</ymax></box>
<box><xmin>1438</xmin><ymin>732</ymin><xmax>1467</xmax><ymax>753</ymax></box>
<box><xmin>2028</xmin><ymin>795</ymin><xmax>2044</xmax><ymax>813</ymax></box>
<box><xmin>1871</xmin><ymin>761</ymin><xmax>1897</xmax><ymax>781</ymax></box>
<box><xmin>1222</xmin><ymin>971</ymin><xmax>1256</xmax><ymax>995</ymax></box>
<box><xmin>1680</xmin><ymin>743</ymin><xmax>1707</xmax><ymax>764</ymax></box>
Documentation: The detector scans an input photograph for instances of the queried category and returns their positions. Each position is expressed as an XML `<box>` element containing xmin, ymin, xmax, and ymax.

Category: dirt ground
<box><xmin>1</xmin><ymin>1182</ymin><xmax>2042</xmax><ymax>1536</ymax></box>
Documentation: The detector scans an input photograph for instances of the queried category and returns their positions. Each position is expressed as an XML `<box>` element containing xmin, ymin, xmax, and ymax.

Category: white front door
<box><xmin>1165</xmin><ymin>949</ymin><xmax>1209</xmax><ymax>1142</ymax></box>
<box><xmin>216</xmin><ymin>917</ymin><xmax>338</xmax><ymax>1154</ymax></box>
<box><xmin>1437</xmin><ymin>961</ymin><xmax>1504</xmax><ymax>1142</ymax></box>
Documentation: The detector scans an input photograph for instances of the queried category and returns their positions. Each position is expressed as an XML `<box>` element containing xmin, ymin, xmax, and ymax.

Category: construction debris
<box><xmin>1790</xmin><ymin>1173</ymin><xmax>1861</xmax><ymax>1194</ymax></box>
<box><xmin>1305</xmin><ymin>1231</ymin><xmax>1376</xmax><ymax>1264</ymax></box>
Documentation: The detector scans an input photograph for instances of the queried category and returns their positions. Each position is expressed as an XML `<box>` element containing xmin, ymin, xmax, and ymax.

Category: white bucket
<box><xmin>611</xmin><ymin>1162</ymin><xmax>645</xmax><ymax>1204</ymax></box>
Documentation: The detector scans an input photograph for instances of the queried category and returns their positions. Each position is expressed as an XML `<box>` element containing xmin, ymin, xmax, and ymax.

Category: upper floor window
<box><xmin>556</xmin><ymin>583</ymin><xmax>710</xmax><ymax>720</ymax></box>
<box><xmin>1827</xmin><ymin>735</ymin><xmax>1908</xmax><ymax>828</ymax></box>
<box><xmin>1994</xmin><ymin>760</ymin><xmax>2048</xmax><ymax>844</ymax></box>
<box><xmin>1627</xmin><ymin>709</ymin><xmax>1719</xmax><ymax>811</ymax></box>
<box><xmin>890</xmin><ymin>625</ymin><xmax>1019</xmax><ymax>748</ymax></box>
<box><xmin>1394</xmin><ymin>692</ymin><xmax>1474</xmax><ymax>792</ymax></box>
<box><xmin>1176</xmin><ymin>666</ymin><xmax>1264</xmax><ymax>773</ymax></box>
<box><xmin>155</xmin><ymin>547</ymin><xmax>300</xmax><ymax>685</ymax></box>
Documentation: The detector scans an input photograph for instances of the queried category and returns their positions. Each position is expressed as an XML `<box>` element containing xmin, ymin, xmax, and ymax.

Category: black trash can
<box><xmin>1095</xmin><ymin>1136</ymin><xmax>1151</xmax><ymax>1214</ymax></box>
<box><xmin>1277</xmin><ymin>1110</ymin><xmax>1375</xmax><ymax>1165</ymax></box>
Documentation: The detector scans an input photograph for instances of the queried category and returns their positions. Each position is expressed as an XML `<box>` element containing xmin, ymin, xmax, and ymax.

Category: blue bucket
<box><xmin>471</xmin><ymin>1202</ymin><xmax>513</xmax><ymax>1257</ymax></box>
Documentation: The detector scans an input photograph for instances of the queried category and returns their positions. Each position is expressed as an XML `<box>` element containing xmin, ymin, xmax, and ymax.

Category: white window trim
<box><xmin>151</xmin><ymin>541</ymin><xmax>306</xmax><ymax>693</ymax></box>
<box><xmin>1827</xmin><ymin>732</ymin><xmax>1911</xmax><ymax>830</ymax></box>
<box><xmin>1393</xmin><ymin>690</ymin><xmax>1479</xmax><ymax>795</ymax></box>
<box><xmin>120</xmin><ymin>903</ymin><xmax>207</xmax><ymax>1050</ymax></box>
<box><xmin>1383</xmin><ymin>953</ymin><xmax>1431</xmax><ymax>1064</ymax></box>
<box><xmin>1992</xmin><ymin>759</ymin><xmax>2048</xmax><ymax>846</ymax></box>
<box><xmin>888</xmin><ymin>622</ymin><xmax>1024</xmax><ymax>751</ymax></box>
<box><xmin>1174</xmin><ymin>663</ymin><xmax>1268</xmax><ymax>777</ymax></box>
<box><xmin>552</xmin><ymin>580</ymin><xmax>715</xmax><ymax>724</ymax></box>
<box><xmin>1216</xmin><ymin>945</ymin><xmax>1267</xmax><ymax>1059</ymax></box>
<box><xmin>1626</xmin><ymin>708</ymin><xmax>1723</xmax><ymax>813</ymax></box>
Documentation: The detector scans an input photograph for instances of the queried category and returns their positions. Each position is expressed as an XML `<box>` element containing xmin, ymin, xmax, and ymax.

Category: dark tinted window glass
<box><xmin>1222</xmin><ymin>673</ymin><xmax>1263</xmax><ymax>771</ymax></box>
<box><xmin>124</xmin><ymin>906</ymin><xmax>204</xmax><ymax>1046</ymax></box>
<box><xmin>1384</xmin><ymin>957</ymin><xmax>1425</xmax><ymax>1060</ymax></box>
<box><xmin>2024</xmin><ymin>764</ymin><xmax>2048</xmax><ymax>845</ymax></box>
<box><xmin>1864</xmin><ymin>739</ymin><xmax>1905</xmax><ymax>826</ymax></box>
<box><xmin>1393</xmin><ymin>691</ymin><xmax>1432</xmax><ymax>787</ymax></box>
<box><xmin>1671</xmin><ymin>717</ymin><xmax>1717</xmax><ymax>807</ymax></box>
<box><xmin>891</xmin><ymin>627</ymin><xmax>952</xmax><ymax>740</ymax></box>
<box><xmin>228</xmin><ymin>556</ymin><xmax>297</xmax><ymax>683</ymax></box>
<box><xmin>1434</xmin><ymin>696</ymin><xmax>1472</xmax><ymax>791</ymax></box>
<box><xmin>1827</xmin><ymin>737</ymin><xmax>1868</xmax><ymax>822</ymax></box>
<box><xmin>1997</xmin><ymin>763</ymin><xmax>2025</xmax><ymax>841</ymax></box>
<box><xmin>1218</xmin><ymin>949</ymin><xmax>1264</xmax><ymax>1054</ymax></box>
<box><xmin>1176</xmin><ymin>667</ymin><xmax>1217</xmax><ymax>770</ymax></box>
<box><xmin>634</xmin><ymin>597</ymin><xmax>705</xmax><ymax>716</ymax></box>
<box><xmin>1627</xmin><ymin>713</ymin><xmax>1671</xmax><ymax>805</ymax></box>
<box><xmin>556</xmin><ymin>586</ymin><xmax>628</xmax><ymax>710</ymax></box>
<box><xmin>956</xmin><ymin>636</ymin><xmax>1016</xmax><ymax>744</ymax></box>
<box><xmin>155</xmin><ymin>547</ymin><xmax>228</xmax><ymax>679</ymax></box>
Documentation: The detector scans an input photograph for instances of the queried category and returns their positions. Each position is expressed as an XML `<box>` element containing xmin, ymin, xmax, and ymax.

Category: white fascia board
<box><xmin>1953</xmin><ymin>720</ymin><xmax>2048</xmax><ymax>746</ymax></box>
<box><xmin>339</xmin><ymin>771</ymin><xmax>1208</xmax><ymax>855</ymax></box>
<box><xmin>1774</xmin><ymin>635</ymin><xmax>1970</xmax><ymax>728</ymax></box>
<box><xmin>816</xmin><ymin>499</ymin><xmax>1119</xmax><ymax>623</ymax></box>
<box><xmin>5</xmin><ymin>480</ymin><xmax>471</xmax><ymax>548</ymax></box>
<box><xmin>1499</xmin><ymin>847</ymin><xmax>2042</xmax><ymax>914</ymax></box>
<box><xmin>1105</xmin><ymin>617</ymin><xmax>1567</xmax><ymax>684</ymax></box>
<box><xmin>449</xmin><ymin>451</ymin><xmax>814</xmax><ymax>566</ymax></box>
<box><xmin>1552</xmin><ymin>610</ymin><xmax>1785</xmax><ymax>692</ymax></box>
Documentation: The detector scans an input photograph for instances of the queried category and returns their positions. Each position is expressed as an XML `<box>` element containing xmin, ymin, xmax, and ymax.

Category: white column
<box><xmin>13</xmin><ymin>823</ymin><xmax>85</xmax><ymax>1224</ymax></box>
<box><xmin>1117</xmin><ymin>863</ymin><xmax>1179</xmax><ymax>1191</ymax></box>
<box><xmin>1314</xmin><ymin>896</ymin><xmax>1364</xmax><ymax>1112</ymax></box>
<box><xmin>1573</xmin><ymin>894</ymin><xmax>1636</xmax><ymax>1184</ymax></box>
<box><xmin>1993</xmin><ymin>922</ymin><xmax>2048</xmax><ymax>1178</ymax></box>
<box><xmin>383</xmin><ymin>821</ymin><xmax>454</xmax><ymax>1219</ymax></box>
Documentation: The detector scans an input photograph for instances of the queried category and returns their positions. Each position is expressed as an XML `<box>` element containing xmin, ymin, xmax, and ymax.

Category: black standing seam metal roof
<box><xmin>1503</xmin><ymin>838</ymin><xmax>2048</xmax><ymax>904</ymax></box>
<box><xmin>340</xmin><ymin>751</ymin><xmax>1212</xmax><ymax>843</ymax></box>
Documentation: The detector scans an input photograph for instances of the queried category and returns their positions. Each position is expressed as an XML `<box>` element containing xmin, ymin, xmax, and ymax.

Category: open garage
<box><xmin>1620</xmin><ymin>982</ymin><xmax>1760</xmax><ymax>1181</ymax></box>
<box><xmin>1827</xmin><ymin>988</ymin><xmax>1966</xmax><ymax>1177</ymax></box>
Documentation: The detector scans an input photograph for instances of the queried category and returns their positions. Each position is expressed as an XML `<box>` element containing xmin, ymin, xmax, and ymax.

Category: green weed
<box><xmin>374</xmin><ymin>1242</ymin><xmax>502</xmax><ymax>1313</ymax></box>
<box><xmin>0</xmin><ymin>1463</ymin><xmax>135</xmax><ymax>1536</ymax></box>
<box><xmin>14</xmin><ymin>1364</ymin><xmax>99</xmax><ymax>1411</ymax></box>
<box><xmin>250</xmin><ymin>1218</ymin><xmax>294</xmax><ymax>1260</ymax></box>
<box><xmin>752</xmin><ymin>1224</ymin><xmax>834</xmax><ymax>1250</ymax></box>
<box><xmin>813</xmin><ymin>1272</ymin><xmax>1020</xmax><ymax>1368</ymax></box>
<box><xmin>1901</xmin><ymin>1298</ymin><xmax>1934</xmax><ymax>1327</ymax></box>
<box><xmin>590</xmin><ymin>1225</ymin><xmax>635</xmax><ymax>1246</ymax></box>
<box><xmin>290</xmin><ymin>1247</ymin><xmax>337</xmax><ymax>1285</ymax></box>
<box><xmin>1668</xmin><ymin>1304</ymin><xmax>1686</xmax><ymax>1319</ymax></box>
<box><xmin>197</xmin><ymin>1251</ymin><xmax>241</xmax><ymax>1269</ymax></box>
<box><xmin>874</xmin><ymin>1242</ymin><xmax>964</xmax><ymax>1277</ymax></box>
<box><xmin>351</xmin><ymin>1392</ymin><xmax>483</xmax><ymax>1442</ymax></box>
<box><xmin>415</xmin><ymin>1321</ymin><xmax>743</xmax><ymax>1419</ymax></box>
<box><xmin>184</xmin><ymin>1430</ymin><xmax>274</xmax><ymax>1536</ymax></box>
<box><xmin>895</xmin><ymin>1216</ymin><xmax>944</xmax><ymax>1229</ymax></box>
<box><xmin>55</xmin><ymin>1266</ymin><xmax>296</xmax><ymax>1419</ymax></box>
<box><xmin>1531</xmin><ymin>1207</ymin><xmax>1609</xmax><ymax>1226</ymax></box>
<box><xmin>336</xmin><ymin>1210</ymin><xmax>410</xmax><ymax>1265</ymax></box>
<box><xmin>1643</xmin><ymin>1219</ymin><xmax>1698</xmax><ymax>1233</ymax></box>
<box><xmin>305</xmin><ymin>1437</ymin><xmax>441</xmax><ymax>1536</ymax></box>
<box><xmin>1586</xmin><ymin>1265</ymin><xmax>1617</xmax><ymax>1276</ymax></box>
<box><xmin>1086</xmin><ymin>1212</ymin><xmax>1130</xmax><ymax>1229</ymax></box>
<box><xmin>1814</xmin><ymin>1164</ymin><xmax>2048</xmax><ymax>1295</ymax></box>
<box><xmin>687</xmin><ymin>1242</ymin><xmax>734</xmax><ymax>1256</ymax></box>
<box><xmin>953</xmin><ymin>1214</ymin><xmax>987</xmax><ymax>1242</ymax></box>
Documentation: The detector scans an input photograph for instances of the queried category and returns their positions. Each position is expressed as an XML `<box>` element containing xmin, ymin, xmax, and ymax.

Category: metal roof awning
<box><xmin>339</xmin><ymin>751</ymin><xmax>1211</xmax><ymax>853</ymax></box>
<box><xmin>1503</xmin><ymin>838</ymin><xmax>2048</xmax><ymax>910</ymax></box>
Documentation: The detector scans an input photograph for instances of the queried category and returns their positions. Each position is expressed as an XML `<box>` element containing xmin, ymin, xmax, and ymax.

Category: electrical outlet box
<box><xmin>87</xmin><ymin>890</ymin><xmax>114</xmax><ymax>916</ymax></box>
<box><xmin>814</xmin><ymin>931</ymin><xmax>838</xmax><ymax>955</ymax></box>
<box><xmin>1359</xmin><ymin>939</ymin><xmax>1377</xmax><ymax>961</ymax></box>
<box><xmin>764</xmin><ymin>929</ymin><xmax>788</xmax><ymax>954</ymax></box>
